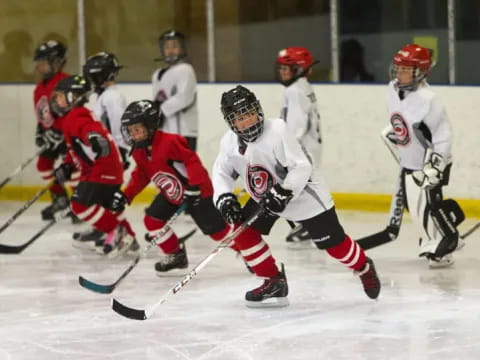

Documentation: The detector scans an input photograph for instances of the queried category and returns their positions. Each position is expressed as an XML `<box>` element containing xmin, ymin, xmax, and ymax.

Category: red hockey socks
<box><xmin>71</xmin><ymin>201</ymin><xmax>121</xmax><ymax>233</ymax></box>
<box><xmin>326</xmin><ymin>235</ymin><xmax>367</xmax><ymax>271</ymax></box>
<box><xmin>234</xmin><ymin>226</ymin><xmax>279</xmax><ymax>278</ymax></box>
<box><xmin>144</xmin><ymin>215</ymin><xmax>179</xmax><ymax>254</ymax></box>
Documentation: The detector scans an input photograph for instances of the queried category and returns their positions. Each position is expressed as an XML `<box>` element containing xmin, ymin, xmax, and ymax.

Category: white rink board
<box><xmin>0</xmin><ymin>202</ymin><xmax>480</xmax><ymax>359</ymax></box>
<box><xmin>1</xmin><ymin>83</ymin><xmax>480</xmax><ymax>199</ymax></box>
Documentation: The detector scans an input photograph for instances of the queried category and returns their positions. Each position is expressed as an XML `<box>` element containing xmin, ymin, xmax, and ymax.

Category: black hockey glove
<box><xmin>260</xmin><ymin>184</ymin><xmax>293</xmax><ymax>214</ymax></box>
<box><xmin>54</xmin><ymin>163</ymin><xmax>74</xmax><ymax>185</ymax></box>
<box><xmin>184</xmin><ymin>184</ymin><xmax>201</xmax><ymax>208</ymax></box>
<box><xmin>216</xmin><ymin>193</ymin><xmax>243</xmax><ymax>224</ymax></box>
<box><xmin>110</xmin><ymin>191</ymin><xmax>128</xmax><ymax>212</ymax></box>
<box><xmin>38</xmin><ymin>129</ymin><xmax>64</xmax><ymax>152</ymax></box>
<box><xmin>35</xmin><ymin>132</ymin><xmax>46</xmax><ymax>148</ymax></box>
<box><xmin>88</xmin><ymin>132</ymin><xmax>110</xmax><ymax>160</ymax></box>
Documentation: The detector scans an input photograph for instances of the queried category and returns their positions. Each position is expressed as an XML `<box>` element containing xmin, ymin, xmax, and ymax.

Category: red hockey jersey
<box><xmin>124</xmin><ymin>131</ymin><xmax>213</xmax><ymax>204</ymax></box>
<box><xmin>62</xmin><ymin>107</ymin><xmax>123</xmax><ymax>184</ymax></box>
<box><xmin>33</xmin><ymin>72</ymin><xmax>69</xmax><ymax>131</ymax></box>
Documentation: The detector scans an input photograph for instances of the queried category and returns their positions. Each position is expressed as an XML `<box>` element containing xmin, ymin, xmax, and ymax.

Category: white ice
<box><xmin>0</xmin><ymin>201</ymin><xmax>479</xmax><ymax>360</ymax></box>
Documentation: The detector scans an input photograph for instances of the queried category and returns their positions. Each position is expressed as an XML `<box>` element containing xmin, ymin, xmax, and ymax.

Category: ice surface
<box><xmin>0</xmin><ymin>201</ymin><xmax>479</xmax><ymax>360</ymax></box>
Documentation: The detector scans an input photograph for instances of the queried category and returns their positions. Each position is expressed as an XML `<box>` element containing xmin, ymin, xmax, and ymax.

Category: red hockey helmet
<box><xmin>276</xmin><ymin>47</ymin><xmax>314</xmax><ymax>85</ymax></box>
<box><xmin>390</xmin><ymin>44</ymin><xmax>433</xmax><ymax>90</ymax></box>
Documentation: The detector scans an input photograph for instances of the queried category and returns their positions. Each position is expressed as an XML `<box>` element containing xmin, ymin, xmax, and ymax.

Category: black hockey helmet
<box><xmin>121</xmin><ymin>100</ymin><xmax>161</xmax><ymax>148</ymax></box>
<box><xmin>33</xmin><ymin>40</ymin><xmax>67</xmax><ymax>79</ymax></box>
<box><xmin>157</xmin><ymin>29</ymin><xmax>186</xmax><ymax>64</ymax></box>
<box><xmin>83</xmin><ymin>52</ymin><xmax>123</xmax><ymax>94</ymax></box>
<box><xmin>220</xmin><ymin>85</ymin><xmax>264</xmax><ymax>143</ymax></box>
<box><xmin>50</xmin><ymin>75</ymin><xmax>91</xmax><ymax>116</ymax></box>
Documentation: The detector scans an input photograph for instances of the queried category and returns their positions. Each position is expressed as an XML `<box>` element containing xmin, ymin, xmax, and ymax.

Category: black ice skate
<box><xmin>41</xmin><ymin>193</ymin><xmax>69</xmax><ymax>221</ymax></box>
<box><xmin>72</xmin><ymin>228</ymin><xmax>106</xmax><ymax>251</ymax></box>
<box><xmin>355</xmin><ymin>257</ymin><xmax>381</xmax><ymax>299</ymax></box>
<box><xmin>285</xmin><ymin>224</ymin><xmax>314</xmax><ymax>249</ymax></box>
<box><xmin>155</xmin><ymin>244</ymin><xmax>188</xmax><ymax>275</ymax></box>
<box><xmin>245</xmin><ymin>263</ymin><xmax>289</xmax><ymax>308</ymax></box>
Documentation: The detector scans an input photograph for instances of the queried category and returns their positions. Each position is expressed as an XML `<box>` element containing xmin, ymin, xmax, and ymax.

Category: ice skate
<box><xmin>355</xmin><ymin>257</ymin><xmax>381</xmax><ymax>299</ymax></box>
<box><xmin>427</xmin><ymin>253</ymin><xmax>454</xmax><ymax>268</ymax></box>
<box><xmin>72</xmin><ymin>228</ymin><xmax>106</xmax><ymax>251</ymax></box>
<box><xmin>285</xmin><ymin>224</ymin><xmax>314</xmax><ymax>249</ymax></box>
<box><xmin>245</xmin><ymin>264</ymin><xmax>289</xmax><ymax>308</ymax></box>
<box><xmin>41</xmin><ymin>193</ymin><xmax>69</xmax><ymax>221</ymax></box>
<box><xmin>103</xmin><ymin>222</ymin><xmax>135</xmax><ymax>259</ymax></box>
<box><xmin>155</xmin><ymin>244</ymin><xmax>188</xmax><ymax>275</ymax></box>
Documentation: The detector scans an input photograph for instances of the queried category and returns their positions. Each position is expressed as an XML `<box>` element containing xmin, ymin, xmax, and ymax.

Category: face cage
<box><xmin>159</xmin><ymin>39</ymin><xmax>186</xmax><ymax>64</ymax></box>
<box><xmin>389</xmin><ymin>63</ymin><xmax>427</xmax><ymax>91</ymax></box>
<box><xmin>121</xmin><ymin>121</ymin><xmax>156</xmax><ymax>148</ymax></box>
<box><xmin>225</xmin><ymin>102</ymin><xmax>264</xmax><ymax>142</ymax></box>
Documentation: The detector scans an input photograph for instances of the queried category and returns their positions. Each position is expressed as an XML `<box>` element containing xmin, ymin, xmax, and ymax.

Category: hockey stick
<box><xmin>0</xmin><ymin>148</ymin><xmax>44</xmax><ymax>191</ymax></box>
<box><xmin>79</xmin><ymin>203</ymin><xmax>189</xmax><ymax>294</ymax></box>
<box><xmin>0</xmin><ymin>207</ymin><xmax>71</xmax><ymax>254</ymax></box>
<box><xmin>460</xmin><ymin>222</ymin><xmax>480</xmax><ymax>240</ymax></box>
<box><xmin>112</xmin><ymin>207</ymin><xmax>264</xmax><ymax>320</ymax></box>
<box><xmin>0</xmin><ymin>180</ymin><xmax>54</xmax><ymax>236</ymax></box>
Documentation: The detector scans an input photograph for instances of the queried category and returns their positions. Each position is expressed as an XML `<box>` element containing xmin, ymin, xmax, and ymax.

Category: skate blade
<box><xmin>428</xmin><ymin>257</ymin><xmax>455</xmax><ymax>269</ymax></box>
<box><xmin>72</xmin><ymin>240</ymin><xmax>97</xmax><ymax>251</ymax></box>
<box><xmin>155</xmin><ymin>267</ymin><xmax>188</xmax><ymax>278</ymax></box>
<box><xmin>245</xmin><ymin>297</ymin><xmax>289</xmax><ymax>308</ymax></box>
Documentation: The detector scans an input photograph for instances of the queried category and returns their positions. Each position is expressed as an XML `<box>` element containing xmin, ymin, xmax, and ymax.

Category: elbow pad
<box><xmin>88</xmin><ymin>132</ymin><xmax>110</xmax><ymax>159</ymax></box>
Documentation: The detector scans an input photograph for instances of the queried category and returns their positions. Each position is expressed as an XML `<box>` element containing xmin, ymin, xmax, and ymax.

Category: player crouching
<box><xmin>49</xmin><ymin>75</ymin><xmax>138</xmax><ymax>257</ymax></box>
<box><xmin>113</xmin><ymin>100</ymin><xmax>288</xmax><ymax>307</ymax></box>
<box><xmin>212</xmin><ymin>86</ymin><xmax>381</xmax><ymax>303</ymax></box>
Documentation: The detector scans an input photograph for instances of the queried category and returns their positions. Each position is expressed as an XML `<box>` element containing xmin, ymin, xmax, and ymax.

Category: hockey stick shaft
<box><xmin>0</xmin><ymin>208</ymin><xmax>71</xmax><ymax>254</ymax></box>
<box><xmin>0</xmin><ymin>180</ymin><xmax>54</xmax><ymax>236</ymax></box>
<box><xmin>112</xmin><ymin>208</ymin><xmax>264</xmax><ymax>320</ymax></box>
<box><xmin>460</xmin><ymin>222</ymin><xmax>480</xmax><ymax>240</ymax></box>
<box><xmin>0</xmin><ymin>148</ymin><xmax>44</xmax><ymax>191</ymax></box>
<box><xmin>79</xmin><ymin>203</ymin><xmax>188</xmax><ymax>294</ymax></box>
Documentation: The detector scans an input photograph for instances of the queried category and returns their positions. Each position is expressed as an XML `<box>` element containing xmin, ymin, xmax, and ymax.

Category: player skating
<box><xmin>112</xmin><ymin>100</ymin><xmax>289</xmax><ymax>307</ymax></box>
<box><xmin>276</xmin><ymin>47</ymin><xmax>322</xmax><ymax>248</ymax></box>
<box><xmin>33</xmin><ymin>40</ymin><xmax>80</xmax><ymax>222</ymax></box>
<box><xmin>370</xmin><ymin>44</ymin><xmax>465</xmax><ymax>268</ymax></box>
<box><xmin>49</xmin><ymin>75</ymin><xmax>138</xmax><ymax>258</ymax></box>
<box><xmin>152</xmin><ymin>30</ymin><xmax>198</xmax><ymax>151</ymax></box>
<box><xmin>73</xmin><ymin>52</ymin><xmax>130</xmax><ymax>249</ymax></box>
<box><xmin>212</xmin><ymin>85</ymin><xmax>381</xmax><ymax>306</ymax></box>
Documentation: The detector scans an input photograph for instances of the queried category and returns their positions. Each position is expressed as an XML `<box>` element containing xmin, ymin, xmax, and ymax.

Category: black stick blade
<box><xmin>112</xmin><ymin>298</ymin><xmax>147</xmax><ymax>320</ymax></box>
<box><xmin>0</xmin><ymin>243</ymin><xmax>24</xmax><ymax>254</ymax></box>
<box><xmin>78</xmin><ymin>276</ymin><xmax>115</xmax><ymax>294</ymax></box>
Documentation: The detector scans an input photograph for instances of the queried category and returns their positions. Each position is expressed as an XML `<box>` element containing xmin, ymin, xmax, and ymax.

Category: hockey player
<box><xmin>33</xmin><ymin>40</ymin><xmax>80</xmax><ymax>221</ymax></box>
<box><xmin>381</xmin><ymin>44</ymin><xmax>465</xmax><ymax>267</ymax></box>
<box><xmin>276</xmin><ymin>47</ymin><xmax>322</xmax><ymax>248</ymax></box>
<box><xmin>74</xmin><ymin>52</ymin><xmax>130</xmax><ymax>248</ymax></box>
<box><xmin>212</xmin><ymin>85</ymin><xmax>381</xmax><ymax>304</ymax></box>
<box><xmin>152</xmin><ymin>30</ymin><xmax>198</xmax><ymax>151</ymax></box>
<box><xmin>49</xmin><ymin>75</ymin><xmax>138</xmax><ymax>258</ymax></box>
<box><xmin>112</xmin><ymin>100</ymin><xmax>288</xmax><ymax>307</ymax></box>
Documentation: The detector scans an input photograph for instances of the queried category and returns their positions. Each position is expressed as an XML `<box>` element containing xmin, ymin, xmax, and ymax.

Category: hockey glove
<box><xmin>35</xmin><ymin>132</ymin><xmax>46</xmax><ymax>149</ymax></box>
<box><xmin>54</xmin><ymin>163</ymin><xmax>74</xmax><ymax>185</ymax></box>
<box><xmin>110</xmin><ymin>191</ymin><xmax>128</xmax><ymax>212</ymax></box>
<box><xmin>88</xmin><ymin>132</ymin><xmax>110</xmax><ymax>160</ymax></box>
<box><xmin>37</xmin><ymin>129</ymin><xmax>64</xmax><ymax>152</ymax></box>
<box><xmin>414</xmin><ymin>149</ymin><xmax>448</xmax><ymax>189</ymax></box>
<box><xmin>184</xmin><ymin>184</ymin><xmax>202</xmax><ymax>208</ymax></box>
<box><xmin>216</xmin><ymin>193</ymin><xmax>243</xmax><ymax>224</ymax></box>
<box><xmin>260</xmin><ymin>184</ymin><xmax>293</xmax><ymax>214</ymax></box>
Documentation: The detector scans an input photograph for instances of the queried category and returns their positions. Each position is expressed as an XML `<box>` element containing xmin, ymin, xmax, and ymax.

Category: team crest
<box><xmin>390</xmin><ymin>113</ymin><xmax>410</xmax><ymax>146</ymax></box>
<box><xmin>247</xmin><ymin>165</ymin><xmax>274</xmax><ymax>200</ymax></box>
<box><xmin>152</xmin><ymin>171</ymin><xmax>183</xmax><ymax>203</ymax></box>
<box><xmin>36</xmin><ymin>95</ymin><xmax>54</xmax><ymax>128</ymax></box>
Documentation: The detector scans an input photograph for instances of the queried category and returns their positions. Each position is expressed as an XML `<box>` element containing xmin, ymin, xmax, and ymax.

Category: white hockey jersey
<box><xmin>212</xmin><ymin>118</ymin><xmax>334</xmax><ymax>222</ymax></box>
<box><xmin>280</xmin><ymin>77</ymin><xmax>322</xmax><ymax>165</ymax></box>
<box><xmin>151</xmin><ymin>62</ymin><xmax>198</xmax><ymax>137</ymax></box>
<box><xmin>386</xmin><ymin>80</ymin><xmax>452</xmax><ymax>170</ymax></box>
<box><xmin>92</xmin><ymin>84</ymin><xmax>128</xmax><ymax>149</ymax></box>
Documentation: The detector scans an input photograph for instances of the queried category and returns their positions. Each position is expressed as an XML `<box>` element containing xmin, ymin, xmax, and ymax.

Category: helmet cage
<box><xmin>121</xmin><ymin>101</ymin><xmax>160</xmax><ymax>148</ymax></box>
<box><xmin>50</xmin><ymin>75</ymin><xmax>90</xmax><ymax>116</ymax></box>
<box><xmin>158</xmin><ymin>31</ymin><xmax>186</xmax><ymax>65</ymax></box>
<box><xmin>389</xmin><ymin>63</ymin><xmax>428</xmax><ymax>91</ymax></box>
<box><xmin>83</xmin><ymin>53</ymin><xmax>122</xmax><ymax>93</ymax></box>
<box><xmin>34</xmin><ymin>40</ymin><xmax>67</xmax><ymax>79</ymax></box>
<box><xmin>223</xmin><ymin>100</ymin><xmax>264</xmax><ymax>143</ymax></box>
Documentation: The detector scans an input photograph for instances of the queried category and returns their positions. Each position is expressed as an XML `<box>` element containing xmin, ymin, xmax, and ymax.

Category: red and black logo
<box><xmin>36</xmin><ymin>95</ymin><xmax>55</xmax><ymax>128</ymax></box>
<box><xmin>247</xmin><ymin>164</ymin><xmax>274</xmax><ymax>200</ymax></box>
<box><xmin>152</xmin><ymin>171</ymin><xmax>183</xmax><ymax>204</ymax></box>
<box><xmin>390</xmin><ymin>113</ymin><xmax>410</xmax><ymax>146</ymax></box>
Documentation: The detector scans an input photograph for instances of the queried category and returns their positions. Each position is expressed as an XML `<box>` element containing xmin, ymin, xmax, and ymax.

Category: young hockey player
<box><xmin>33</xmin><ymin>40</ymin><xmax>80</xmax><ymax>221</ymax></box>
<box><xmin>151</xmin><ymin>30</ymin><xmax>198</xmax><ymax>151</ymax></box>
<box><xmin>49</xmin><ymin>75</ymin><xmax>137</xmax><ymax>258</ymax></box>
<box><xmin>276</xmin><ymin>46</ymin><xmax>322</xmax><ymax>247</ymax></box>
<box><xmin>112</xmin><ymin>100</ymin><xmax>288</xmax><ymax>307</ymax></box>
<box><xmin>380</xmin><ymin>44</ymin><xmax>465</xmax><ymax>268</ymax></box>
<box><xmin>212</xmin><ymin>85</ymin><xmax>381</xmax><ymax>304</ymax></box>
<box><xmin>74</xmin><ymin>52</ymin><xmax>130</xmax><ymax>248</ymax></box>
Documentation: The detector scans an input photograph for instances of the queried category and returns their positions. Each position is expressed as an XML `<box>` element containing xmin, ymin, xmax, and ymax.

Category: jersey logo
<box><xmin>247</xmin><ymin>165</ymin><xmax>275</xmax><ymax>200</ymax></box>
<box><xmin>152</xmin><ymin>171</ymin><xmax>183</xmax><ymax>204</ymax></box>
<box><xmin>390</xmin><ymin>113</ymin><xmax>410</xmax><ymax>146</ymax></box>
<box><xmin>35</xmin><ymin>95</ymin><xmax>55</xmax><ymax>128</ymax></box>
